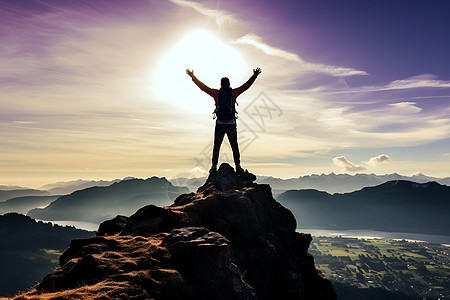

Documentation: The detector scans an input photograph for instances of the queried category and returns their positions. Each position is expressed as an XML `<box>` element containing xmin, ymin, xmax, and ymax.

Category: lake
<box><xmin>298</xmin><ymin>228</ymin><xmax>450</xmax><ymax>245</ymax></box>
<box><xmin>38</xmin><ymin>219</ymin><xmax>450</xmax><ymax>246</ymax></box>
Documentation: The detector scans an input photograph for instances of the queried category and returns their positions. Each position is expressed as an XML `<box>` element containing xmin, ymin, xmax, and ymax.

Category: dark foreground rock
<box><xmin>13</xmin><ymin>163</ymin><xmax>337</xmax><ymax>300</ymax></box>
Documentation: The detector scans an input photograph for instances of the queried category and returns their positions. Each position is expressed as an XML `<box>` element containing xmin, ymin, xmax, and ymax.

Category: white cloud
<box><xmin>334</xmin><ymin>154</ymin><xmax>391</xmax><ymax>173</ymax></box>
<box><xmin>367</xmin><ymin>154</ymin><xmax>391</xmax><ymax>166</ymax></box>
<box><xmin>411</xmin><ymin>171</ymin><xmax>426</xmax><ymax>176</ymax></box>
<box><xmin>387</xmin><ymin>102</ymin><xmax>422</xmax><ymax>114</ymax></box>
<box><xmin>234</xmin><ymin>33</ymin><xmax>368</xmax><ymax>77</ymax></box>
<box><xmin>168</xmin><ymin>1</ymin><xmax>368</xmax><ymax>78</ymax></box>
<box><xmin>191</xmin><ymin>166</ymin><xmax>208</xmax><ymax>174</ymax></box>
<box><xmin>168</xmin><ymin>0</ymin><xmax>235</xmax><ymax>30</ymax></box>
<box><xmin>13</xmin><ymin>121</ymin><xmax>37</xmax><ymax>125</ymax></box>
<box><xmin>333</xmin><ymin>74</ymin><xmax>450</xmax><ymax>93</ymax></box>
<box><xmin>319</xmin><ymin>74</ymin><xmax>450</xmax><ymax>96</ymax></box>
<box><xmin>333</xmin><ymin>156</ymin><xmax>367</xmax><ymax>172</ymax></box>
<box><xmin>386</xmin><ymin>74</ymin><xmax>450</xmax><ymax>90</ymax></box>
<box><xmin>234</xmin><ymin>34</ymin><xmax>304</xmax><ymax>63</ymax></box>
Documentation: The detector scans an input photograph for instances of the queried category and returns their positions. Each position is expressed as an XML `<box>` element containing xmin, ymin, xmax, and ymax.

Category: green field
<box><xmin>310</xmin><ymin>236</ymin><xmax>450</xmax><ymax>299</ymax></box>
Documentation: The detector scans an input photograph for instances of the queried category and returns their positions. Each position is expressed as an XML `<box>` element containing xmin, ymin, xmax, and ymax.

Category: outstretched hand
<box><xmin>253</xmin><ymin>67</ymin><xmax>262</xmax><ymax>76</ymax></box>
<box><xmin>186</xmin><ymin>69</ymin><xmax>194</xmax><ymax>78</ymax></box>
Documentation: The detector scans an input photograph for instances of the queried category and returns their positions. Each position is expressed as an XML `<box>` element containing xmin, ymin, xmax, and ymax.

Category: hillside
<box><xmin>28</xmin><ymin>177</ymin><xmax>189</xmax><ymax>224</ymax></box>
<box><xmin>12</xmin><ymin>164</ymin><xmax>337</xmax><ymax>300</ymax></box>
<box><xmin>0</xmin><ymin>195</ymin><xmax>60</xmax><ymax>215</ymax></box>
<box><xmin>0</xmin><ymin>189</ymin><xmax>50</xmax><ymax>202</ymax></box>
<box><xmin>0</xmin><ymin>213</ymin><xmax>94</xmax><ymax>296</ymax></box>
<box><xmin>277</xmin><ymin>180</ymin><xmax>450</xmax><ymax>235</ymax></box>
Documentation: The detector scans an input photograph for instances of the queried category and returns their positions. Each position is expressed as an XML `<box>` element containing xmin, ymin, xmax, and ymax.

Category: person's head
<box><xmin>220</xmin><ymin>77</ymin><xmax>230</xmax><ymax>88</ymax></box>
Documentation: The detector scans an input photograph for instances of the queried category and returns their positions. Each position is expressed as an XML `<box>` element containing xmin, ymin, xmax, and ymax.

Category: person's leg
<box><xmin>226</xmin><ymin>124</ymin><xmax>242</xmax><ymax>172</ymax></box>
<box><xmin>212</xmin><ymin>124</ymin><xmax>226</xmax><ymax>171</ymax></box>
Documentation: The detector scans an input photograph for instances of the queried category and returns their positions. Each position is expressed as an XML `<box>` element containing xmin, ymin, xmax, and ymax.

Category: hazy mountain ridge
<box><xmin>0</xmin><ymin>195</ymin><xmax>61</xmax><ymax>215</ymax></box>
<box><xmin>39</xmin><ymin>178</ymin><xmax>136</xmax><ymax>195</ymax></box>
<box><xmin>257</xmin><ymin>172</ymin><xmax>450</xmax><ymax>194</ymax></box>
<box><xmin>3</xmin><ymin>172</ymin><xmax>446</xmax><ymax>199</ymax></box>
<box><xmin>277</xmin><ymin>180</ymin><xmax>450</xmax><ymax>235</ymax></box>
<box><xmin>169</xmin><ymin>172</ymin><xmax>450</xmax><ymax>195</ymax></box>
<box><xmin>0</xmin><ymin>189</ymin><xmax>50</xmax><ymax>202</ymax></box>
<box><xmin>0</xmin><ymin>185</ymin><xmax>28</xmax><ymax>191</ymax></box>
<box><xmin>28</xmin><ymin>177</ymin><xmax>189</xmax><ymax>224</ymax></box>
<box><xmin>0</xmin><ymin>213</ymin><xmax>94</xmax><ymax>296</ymax></box>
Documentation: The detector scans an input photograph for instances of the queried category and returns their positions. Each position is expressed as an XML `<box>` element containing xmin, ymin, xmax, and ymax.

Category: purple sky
<box><xmin>1</xmin><ymin>0</ymin><xmax>449</xmax><ymax>187</ymax></box>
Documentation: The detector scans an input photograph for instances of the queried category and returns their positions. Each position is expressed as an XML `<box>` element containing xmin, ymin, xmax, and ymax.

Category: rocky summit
<box><xmin>13</xmin><ymin>163</ymin><xmax>337</xmax><ymax>300</ymax></box>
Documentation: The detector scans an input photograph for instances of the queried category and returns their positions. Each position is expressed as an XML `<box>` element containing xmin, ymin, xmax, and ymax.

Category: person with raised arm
<box><xmin>186</xmin><ymin>67</ymin><xmax>262</xmax><ymax>173</ymax></box>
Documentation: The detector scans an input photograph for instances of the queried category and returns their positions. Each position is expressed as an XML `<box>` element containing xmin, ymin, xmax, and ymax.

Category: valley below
<box><xmin>310</xmin><ymin>235</ymin><xmax>450</xmax><ymax>300</ymax></box>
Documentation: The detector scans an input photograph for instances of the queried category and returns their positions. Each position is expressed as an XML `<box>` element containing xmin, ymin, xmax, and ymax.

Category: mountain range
<box><xmin>258</xmin><ymin>172</ymin><xmax>450</xmax><ymax>194</ymax></box>
<box><xmin>3</xmin><ymin>170</ymin><xmax>449</xmax><ymax>299</ymax></box>
<box><xmin>3</xmin><ymin>172</ymin><xmax>447</xmax><ymax>198</ymax></box>
<box><xmin>169</xmin><ymin>172</ymin><xmax>450</xmax><ymax>195</ymax></box>
<box><xmin>11</xmin><ymin>164</ymin><xmax>337</xmax><ymax>300</ymax></box>
<box><xmin>0</xmin><ymin>195</ymin><xmax>60</xmax><ymax>215</ymax></box>
<box><xmin>0</xmin><ymin>185</ymin><xmax>28</xmax><ymax>191</ymax></box>
<box><xmin>0</xmin><ymin>189</ymin><xmax>50</xmax><ymax>202</ymax></box>
<box><xmin>2</xmin><ymin>173</ymin><xmax>449</xmax><ymax>235</ymax></box>
<box><xmin>277</xmin><ymin>180</ymin><xmax>450</xmax><ymax>235</ymax></box>
<box><xmin>28</xmin><ymin>177</ymin><xmax>189</xmax><ymax>224</ymax></box>
<box><xmin>38</xmin><ymin>178</ymin><xmax>134</xmax><ymax>195</ymax></box>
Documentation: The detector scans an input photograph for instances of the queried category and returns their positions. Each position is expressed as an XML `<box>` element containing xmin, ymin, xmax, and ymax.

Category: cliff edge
<box><xmin>14</xmin><ymin>163</ymin><xmax>337</xmax><ymax>300</ymax></box>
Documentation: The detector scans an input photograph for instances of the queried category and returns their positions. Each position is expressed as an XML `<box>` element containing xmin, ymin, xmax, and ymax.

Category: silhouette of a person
<box><xmin>186</xmin><ymin>67</ymin><xmax>262</xmax><ymax>173</ymax></box>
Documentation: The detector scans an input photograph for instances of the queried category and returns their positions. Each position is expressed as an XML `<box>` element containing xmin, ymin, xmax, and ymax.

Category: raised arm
<box><xmin>186</xmin><ymin>69</ymin><xmax>217</xmax><ymax>98</ymax></box>
<box><xmin>233</xmin><ymin>67</ymin><xmax>262</xmax><ymax>97</ymax></box>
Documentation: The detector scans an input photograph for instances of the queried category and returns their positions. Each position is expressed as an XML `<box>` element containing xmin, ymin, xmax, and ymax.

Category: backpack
<box><xmin>216</xmin><ymin>87</ymin><xmax>235</xmax><ymax>120</ymax></box>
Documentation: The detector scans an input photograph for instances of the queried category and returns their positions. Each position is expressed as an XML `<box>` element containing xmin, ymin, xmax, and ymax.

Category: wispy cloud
<box><xmin>168</xmin><ymin>0</ymin><xmax>368</xmax><ymax>78</ymax></box>
<box><xmin>13</xmin><ymin>121</ymin><xmax>37</xmax><ymax>125</ymax></box>
<box><xmin>234</xmin><ymin>34</ymin><xmax>304</xmax><ymax>63</ymax></box>
<box><xmin>328</xmin><ymin>74</ymin><xmax>450</xmax><ymax>94</ymax></box>
<box><xmin>168</xmin><ymin>0</ymin><xmax>235</xmax><ymax>30</ymax></box>
<box><xmin>386</xmin><ymin>74</ymin><xmax>450</xmax><ymax>90</ymax></box>
<box><xmin>387</xmin><ymin>102</ymin><xmax>422</xmax><ymax>113</ymax></box>
<box><xmin>333</xmin><ymin>156</ymin><xmax>367</xmax><ymax>172</ymax></box>
<box><xmin>235</xmin><ymin>33</ymin><xmax>368</xmax><ymax>77</ymax></box>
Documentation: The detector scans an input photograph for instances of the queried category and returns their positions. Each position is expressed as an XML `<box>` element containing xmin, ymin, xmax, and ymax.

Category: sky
<box><xmin>1</xmin><ymin>0</ymin><xmax>449</xmax><ymax>188</ymax></box>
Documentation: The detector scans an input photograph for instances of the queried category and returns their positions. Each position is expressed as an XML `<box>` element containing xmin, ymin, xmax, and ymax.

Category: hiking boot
<box><xmin>209</xmin><ymin>164</ymin><xmax>217</xmax><ymax>173</ymax></box>
<box><xmin>235</xmin><ymin>164</ymin><xmax>244</xmax><ymax>173</ymax></box>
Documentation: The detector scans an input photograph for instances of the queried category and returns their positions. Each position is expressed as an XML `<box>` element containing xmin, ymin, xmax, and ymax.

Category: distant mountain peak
<box><xmin>28</xmin><ymin>177</ymin><xmax>189</xmax><ymax>224</ymax></box>
<box><xmin>382</xmin><ymin>179</ymin><xmax>442</xmax><ymax>189</ymax></box>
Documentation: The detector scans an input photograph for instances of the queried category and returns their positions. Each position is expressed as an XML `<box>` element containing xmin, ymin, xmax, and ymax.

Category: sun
<box><xmin>154</xmin><ymin>29</ymin><xmax>248</xmax><ymax>113</ymax></box>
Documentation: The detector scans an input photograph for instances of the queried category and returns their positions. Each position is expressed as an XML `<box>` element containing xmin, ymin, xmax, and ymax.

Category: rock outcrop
<box><xmin>14</xmin><ymin>163</ymin><xmax>337</xmax><ymax>300</ymax></box>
